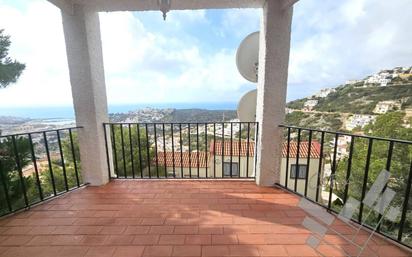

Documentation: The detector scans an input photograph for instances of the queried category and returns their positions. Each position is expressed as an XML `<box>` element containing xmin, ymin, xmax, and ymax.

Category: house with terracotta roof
<box><xmin>209</xmin><ymin>140</ymin><xmax>256</xmax><ymax>178</ymax></box>
<box><xmin>154</xmin><ymin>151</ymin><xmax>210</xmax><ymax>177</ymax></box>
<box><xmin>155</xmin><ymin>140</ymin><xmax>323</xmax><ymax>199</ymax></box>
<box><xmin>280</xmin><ymin>141</ymin><xmax>323</xmax><ymax>200</ymax></box>
<box><xmin>210</xmin><ymin>140</ymin><xmax>323</xmax><ymax>200</ymax></box>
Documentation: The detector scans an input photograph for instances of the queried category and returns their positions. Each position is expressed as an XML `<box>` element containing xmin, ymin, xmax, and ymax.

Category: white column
<box><xmin>255</xmin><ymin>0</ymin><xmax>293</xmax><ymax>186</ymax></box>
<box><xmin>61</xmin><ymin>4</ymin><xmax>110</xmax><ymax>186</ymax></box>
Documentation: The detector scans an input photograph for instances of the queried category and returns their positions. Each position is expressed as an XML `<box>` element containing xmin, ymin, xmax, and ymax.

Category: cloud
<box><xmin>0</xmin><ymin>1</ymin><xmax>256</xmax><ymax>108</ymax></box>
<box><xmin>0</xmin><ymin>0</ymin><xmax>411</xmax><ymax>109</ymax></box>
<box><xmin>100</xmin><ymin>11</ymin><xmax>254</xmax><ymax>105</ymax></box>
<box><xmin>220</xmin><ymin>9</ymin><xmax>261</xmax><ymax>38</ymax></box>
<box><xmin>287</xmin><ymin>0</ymin><xmax>412</xmax><ymax>99</ymax></box>
<box><xmin>0</xmin><ymin>0</ymin><xmax>71</xmax><ymax>107</ymax></box>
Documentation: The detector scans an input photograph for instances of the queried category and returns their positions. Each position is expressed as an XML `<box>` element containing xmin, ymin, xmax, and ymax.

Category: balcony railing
<box><xmin>0</xmin><ymin>127</ymin><xmax>84</xmax><ymax>217</ymax></box>
<box><xmin>1</xmin><ymin>122</ymin><xmax>411</xmax><ymax>251</ymax></box>
<box><xmin>278</xmin><ymin>125</ymin><xmax>412</xmax><ymax>249</ymax></box>
<box><xmin>103</xmin><ymin>122</ymin><xmax>258</xmax><ymax>179</ymax></box>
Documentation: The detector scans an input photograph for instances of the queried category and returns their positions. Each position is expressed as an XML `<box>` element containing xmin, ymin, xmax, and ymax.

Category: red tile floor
<box><xmin>0</xmin><ymin>180</ymin><xmax>410</xmax><ymax>257</ymax></box>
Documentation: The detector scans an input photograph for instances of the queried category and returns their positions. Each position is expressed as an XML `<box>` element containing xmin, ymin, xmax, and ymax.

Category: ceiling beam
<box><xmin>48</xmin><ymin>0</ymin><xmax>74</xmax><ymax>14</ymax></box>
<box><xmin>67</xmin><ymin>0</ymin><xmax>265</xmax><ymax>12</ymax></box>
<box><xmin>281</xmin><ymin>0</ymin><xmax>299</xmax><ymax>10</ymax></box>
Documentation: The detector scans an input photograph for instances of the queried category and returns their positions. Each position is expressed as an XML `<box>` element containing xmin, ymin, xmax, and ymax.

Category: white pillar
<box><xmin>61</xmin><ymin>5</ymin><xmax>110</xmax><ymax>186</ymax></box>
<box><xmin>255</xmin><ymin>0</ymin><xmax>293</xmax><ymax>186</ymax></box>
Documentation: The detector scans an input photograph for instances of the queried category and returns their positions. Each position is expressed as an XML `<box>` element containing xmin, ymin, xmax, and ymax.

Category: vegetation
<box><xmin>110</xmin><ymin>123</ymin><xmax>257</xmax><ymax>177</ymax></box>
<box><xmin>328</xmin><ymin>112</ymin><xmax>412</xmax><ymax>243</ymax></box>
<box><xmin>165</xmin><ymin>109</ymin><xmax>237</xmax><ymax>123</ymax></box>
<box><xmin>0</xmin><ymin>132</ymin><xmax>81</xmax><ymax>215</ymax></box>
<box><xmin>0</xmin><ymin>29</ymin><xmax>25</xmax><ymax>88</ymax></box>
<box><xmin>285</xmin><ymin>111</ymin><xmax>343</xmax><ymax>131</ymax></box>
<box><xmin>287</xmin><ymin>84</ymin><xmax>412</xmax><ymax>114</ymax></box>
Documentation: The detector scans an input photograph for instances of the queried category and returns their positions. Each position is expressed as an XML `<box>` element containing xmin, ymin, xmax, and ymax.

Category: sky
<box><xmin>0</xmin><ymin>0</ymin><xmax>411</xmax><ymax>109</ymax></box>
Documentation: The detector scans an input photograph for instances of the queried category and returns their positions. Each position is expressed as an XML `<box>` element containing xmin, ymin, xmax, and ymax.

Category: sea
<box><xmin>0</xmin><ymin>102</ymin><xmax>237</xmax><ymax>120</ymax></box>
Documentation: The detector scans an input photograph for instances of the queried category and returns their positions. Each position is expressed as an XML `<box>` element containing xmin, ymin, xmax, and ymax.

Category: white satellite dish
<box><xmin>237</xmin><ymin>89</ymin><xmax>257</xmax><ymax>122</ymax></box>
<box><xmin>236</xmin><ymin>31</ymin><xmax>260</xmax><ymax>83</ymax></box>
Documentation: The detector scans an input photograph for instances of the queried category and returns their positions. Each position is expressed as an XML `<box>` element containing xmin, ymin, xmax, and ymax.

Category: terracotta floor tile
<box><xmin>28</xmin><ymin>226</ymin><xmax>57</xmax><ymax>235</ymax></box>
<box><xmin>159</xmin><ymin>235</ymin><xmax>186</xmax><ymax>245</ymax></box>
<box><xmin>185</xmin><ymin>235</ymin><xmax>211</xmax><ymax>245</ymax></box>
<box><xmin>224</xmin><ymin>225</ymin><xmax>250</xmax><ymax>234</ymax></box>
<box><xmin>237</xmin><ymin>234</ymin><xmax>265</xmax><ymax>245</ymax></box>
<box><xmin>143</xmin><ymin>246</ymin><xmax>173</xmax><ymax>257</ymax></box>
<box><xmin>106</xmin><ymin>235</ymin><xmax>135</xmax><ymax>245</ymax></box>
<box><xmin>100</xmin><ymin>226</ymin><xmax>126</xmax><ymax>235</ymax></box>
<box><xmin>142</xmin><ymin>218</ymin><xmax>165</xmax><ymax>226</ymax></box>
<box><xmin>133</xmin><ymin>235</ymin><xmax>160</xmax><ymax>245</ymax></box>
<box><xmin>116</xmin><ymin>218</ymin><xmax>144</xmax><ymax>226</ymax></box>
<box><xmin>75</xmin><ymin>226</ymin><xmax>103</xmax><ymax>235</ymax></box>
<box><xmin>229</xmin><ymin>245</ymin><xmax>260</xmax><ymax>256</ymax></box>
<box><xmin>264</xmin><ymin>234</ymin><xmax>309</xmax><ymax>245</ymax></box>
<box><xmin>284</xmin><ymin>245</ymin><xmax>320</xmax><ymax>256</ymax></box>
<box><xmin>1</xmin><ymin>246</ymin><xmax>62</xmax><ymax>257</ymax></box>
<box><xmin>257</xmin><ymin>245</ymin><xmax>288</xmax><ymax>256</ymax></box>
<box><xmin>85</xmin><ymin>246</ymin><xmax>116</xmax><ymax>257</ymax></box>
<box><xmin>0</xmin><ymin>235</ymin><xmax>33</xmax><ymax>246</ymax></box>
<box><xmin>52</xmin><ymin>226</ymin><xmax>80</xmax><ymax>235</ymax></box>
<box><xmin>3</xmin><ymin>226</ymin><xmax>33</xmax><ymax>235</ymax></box>
<box><xmin>212</xmin><ymin>235</ymin><xmax>238</xmax><ymax>245</ymax></box>
<box><xmin>198</xmin><ymin>226</ymin><xmax>223</xmax><ymax>235</ymax></box>
<box><xmin>53</xmin><ymin>235</ymin><xmax>85</xmax><ymax>245</ymax></box>
<box><xmin>113</xmin><ymin>246</ymin><xmax>145</xmax><ymax>257</ymax></box>
<box><xmin>125</xmin><ymin>226</ymin><xmax>151</xmax><ymax>235</ymax></box>
<box><xmin>58</xmin><ymin>246</ymin><xmax>89</xmax><ymax>257</ymax></box>
<box><xmin>315</xmin><ymin>245</ymin><xmax>347</xmax><ymax>257</ymax></box>
<box><xmin>150</xmin><ymin>226</ymin><xmax>175</xmax><ymax>235</ymax></box>
<box><xmin>81</xmin><ymin>235</ymin><xmax>109</xmax><ymax>245</ymax></box>
<box><xmin>376</xmin><ymin>245</ymin><xmax>411</xmax><ymax>256</ymax></box>
<box><xmin>0</xmin><ymin>180</ymin><xmax>410</xmax><ymax>257</ymax></box>
<box><xmin>202</xmin><ymin>245</ymin><xmax>230</xmax><ymax>256</ymax></box>
<box><xmin>174</xmin><ymin>226</ymin><xmax>199</xmax><ymax>235</ymax></box>
<box><xmin>172</xmin><ymin>246</ymin><xmax>201</xmax><ymax>256</ymax></box>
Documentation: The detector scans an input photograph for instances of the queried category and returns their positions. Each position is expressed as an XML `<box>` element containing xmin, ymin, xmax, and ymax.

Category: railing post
<box><xmin>255</xmin><ymin>0</ymin><xmax>293</xmax><ymax>186</ymax></box>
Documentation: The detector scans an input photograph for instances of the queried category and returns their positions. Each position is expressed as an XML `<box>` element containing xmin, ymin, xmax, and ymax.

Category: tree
<box><xmin>0</xmin><ymin>136</ymin><xmax>32</xmax><ymax>214</ymax></box>
<box><xmin>0</xmin><ymin>29</ymin><xmax>25</xmax><ymax>88</ymax></box>
<box><xmin>0</xmin><ymin>132</ymin><xmax>83</xmax><ymax>215</ymax></box>
<box><xmin>111</xmin><ymin>125</ymin><xmax>155</xmax><ymax>177</ymax></box>
<box><xmin>332</xmin><ymin>112</ymin><xmax>412</xmax><ymax>243</ymax></box>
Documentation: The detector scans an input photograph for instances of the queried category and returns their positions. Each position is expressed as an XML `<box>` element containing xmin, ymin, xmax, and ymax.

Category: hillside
<box><xmin>285</xmin><ymin>111</ymin><xmax>344</xmax><ymax>131</ymax></box>
<box><xmin>110</xmin><ymin>108</ymin><xmax>237</xmax><ymax>123</ymax></box>
<box><xmin>287</xmin><ymin>83</ymin><xmax>412</xmax><ymax>114</ymax></box>
<box><xmin>285</xmin><ymin>66</ymin><xmax>412</xmax><ymax>131</ymax></box>
<box><xmin>163</xmin><ymin>109</ymin><xmax>237</xmax><ymax>123</ymax></box>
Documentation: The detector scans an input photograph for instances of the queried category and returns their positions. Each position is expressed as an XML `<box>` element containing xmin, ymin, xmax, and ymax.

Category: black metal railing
<box><xmin>278</xmin><ymin>125</ymin><xmax>412</xmax><ymax>249</ymax></box>
<box><xmin>0</xmin><ymin>127</ymin><xmax>84</xmax><ymax>217</ymax></box>
<box><xmin>103</xmin><ymin>122</ymin><xmax>258</xmax><ymax>179</ymax></box>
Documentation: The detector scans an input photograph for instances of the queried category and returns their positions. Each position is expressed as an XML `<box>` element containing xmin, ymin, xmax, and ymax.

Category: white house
<box><xmin>156</xmin><ymin>140</ymin><xmax>324</xmax><ymax>199</ymax></box>
<box><xmin>346</xmin><ymin>80</ymin><xmax>363</xmax><ymax>85</ymax></box>
<box><xmin>314</xmin><ymin>88</ymin><xmax>335</xmax><ymax>98</ymax></box>
<box><xmin>303</xmin><ymin>99</ymin><xmax>319</xmax><ymax>111</ymax></box>
<box><xmin>345</xmin><ymin>114</ymin><xmax>376</xmax><ymax>131</ymax></box>
<box><xmin>373</xmin><ymin>101</ymin><xmax>402</xmax><ymax>114</ymax></box>
<box><xmin>364</xmin><ymin>72</ymin><xmax>392</xmax><ymax>87</ymax></box>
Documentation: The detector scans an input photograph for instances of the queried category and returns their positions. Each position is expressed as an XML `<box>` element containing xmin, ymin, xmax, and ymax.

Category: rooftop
<box><xmin>209</xmin><ymin>140</ymin><xmax>321</xmax><ymax>159</ymax></box>
<box><xmin>155</xmin><ymin>152</ymin><xmax>210</xmax><ymax>168</ymax></box>
<box><xmin>0</xmin><ymin>180</ymin><xmax>409</xmax><ymax>257</ymax></box>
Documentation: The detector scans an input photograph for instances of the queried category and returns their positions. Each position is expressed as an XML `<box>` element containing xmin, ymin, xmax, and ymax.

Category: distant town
<box><xmin>1</xmin><ymin>66</ymin><xmax>411</xmax><ymax>137</ymax></box>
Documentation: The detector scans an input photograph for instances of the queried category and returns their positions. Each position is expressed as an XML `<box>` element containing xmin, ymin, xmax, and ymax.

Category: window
<box><xmin>223</xmin><ymin>162</ymin><xmax>239</xmax><ymax>177</ymax></box>
<box><xmin>290</xmin><ymin>164</ymin><xmax>308</xmax><ymax>179</ymax></box>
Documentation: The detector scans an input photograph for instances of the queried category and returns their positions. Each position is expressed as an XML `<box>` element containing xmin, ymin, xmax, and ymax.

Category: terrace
<box><xmin>0</xmin><ymin>179</ymin><xmax>408</xmax><ymax>257</ymax></box>
<box><xmin>0</xmin><ymin>0</ymin><xmax>412</xmax><ymax>256</ymax></box>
